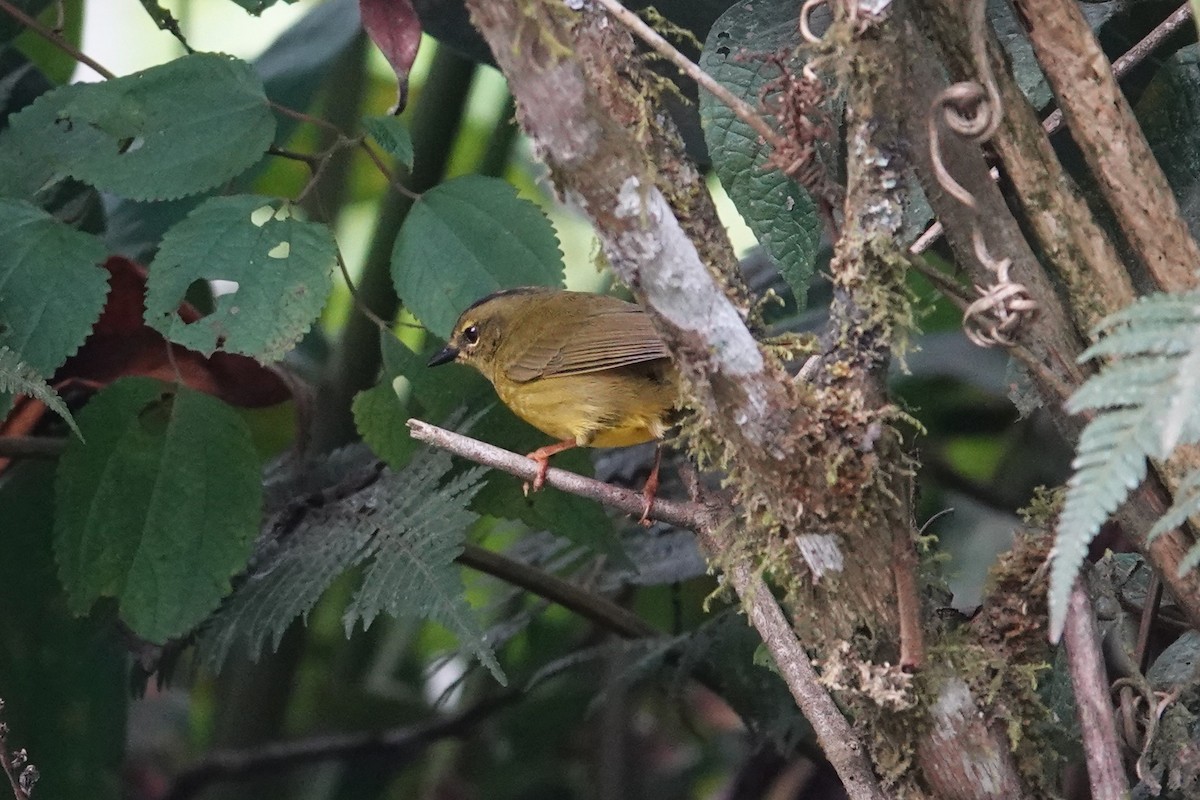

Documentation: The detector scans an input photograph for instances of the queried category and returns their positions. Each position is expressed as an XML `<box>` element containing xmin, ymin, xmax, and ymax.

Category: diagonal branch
<box><xmin>1013</xmin><ymin>0</ymin><xmax>1200</xmax><ymax>294</ymax></box>
<box><xmin>406</xmin><ymin>420</ymin><xmax>711</xmax><ymax>531</ymax></box>
<box><xmin>1063</xmin><ymin>580</ymin><xmax>1129</xmax><ymax>800</ymax></box>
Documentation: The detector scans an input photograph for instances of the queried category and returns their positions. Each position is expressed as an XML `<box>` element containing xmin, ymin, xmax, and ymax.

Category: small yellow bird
<box><xmin>427</xmin><ymin>287</ymin><xmax>679</xmax><ymax>519</ymax></box>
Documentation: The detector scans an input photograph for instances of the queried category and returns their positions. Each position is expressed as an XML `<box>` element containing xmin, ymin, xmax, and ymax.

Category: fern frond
<box><xmin>1051</xmin><ymin>291</ymin><xmax>1200</xmax><ymax>642</ymax></box>
<box><xmin>0</xmin><ymin>346</ymin><xmax>82</xmax><ymax>439</ymax></box>
<box><xmin>343</xmin><ymin>453</ymin><xmax>501</xmax><ymax>681</ymax></box>
<box><xmin>199</xmin><ymin>448</ymin><xmax>501</xmax><ymax>682</ymax></box>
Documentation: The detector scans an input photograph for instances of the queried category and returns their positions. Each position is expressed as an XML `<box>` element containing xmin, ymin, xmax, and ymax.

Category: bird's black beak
<box><xmin>427</xmin><ymin>345</ymin><xmax>460</xmax><ymax>367</ymax></box>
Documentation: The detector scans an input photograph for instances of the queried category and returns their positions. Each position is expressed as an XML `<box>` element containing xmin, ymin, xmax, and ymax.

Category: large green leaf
<box><xmin>104</xmin><ymin>0</ymin><xmax>362</xmax><ymax>262</ymax></box>
<box><xmin>0</xmin><ymin>52</ymin><xmax>274</xmax><ymax>202</ymax></box>
<box><xmin>698</xmin><ymin>0</ymin><xmax>821</xmax><ymax>305</ymax></box>
<box><xmin>144</xmin><ymin>195</ymin><xmax>336</xmax><ymax>361</ymax></box>
<box><xmin>54</xmin><ymin>378</ymin><xmax>262</xmax><ymax>644</ymax></box>
<box><xmin>0</xmin><ymin>198</ymin><xmax>108</xmax><ymax>376</ymax></box>
<box><xmin>391</xmin><ymin>175</ymin><xmax>565</xmax><ymax>338</ymax></box>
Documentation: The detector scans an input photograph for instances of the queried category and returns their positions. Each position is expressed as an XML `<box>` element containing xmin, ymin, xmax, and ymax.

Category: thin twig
<box><xmin>1135</xmin><ymin>572</ymin><xmax>1163</xmax><ymax>674</ymax></box>
<box><xmin>357</xmin><ymin>139</ymin><xmax>422</xmax><ymax>201</ymax></box>
<box><xmin>592</xmin><ymin>0</ymin><xmax>788</xmax><ymax>153</ymax></box>
<box><xmin>270</xmin><ymin>101</ymin><xmax>344</xmax><ymax>138</ymax></box>
<box><xmin>0</xmin><ymin>699</ymin><xmax>34</xmax><ymax>800</ymax></box>
<box><xmin>1063</xmin><ymin>580</ymin><xmax>1130</xmax><ymax>800</ymax></box>
<box><xmin>333</xmin><ymin>248</ymin><xmax>411</xmax><ymax>332</ymax></box>
<box><xmin>0</xmin><ymin>0</ymin><xmax>115</xmax><ymax>79</ymax></box>
<box><xmin>893</xmin><ymin>530</ymin><xmax>924</xmax><ymax>670</ymax></box>
<box><xmin>457</xmin><ymin>543</ymin><xmax>659</xmax><ymax>639</ymax></box>
<box><xmin>406</xmin><ymin>419</ymin><xmax>711</xmax><ymax>530</ymax></box>
<box><xmin>0</xmin><ymin>747</ymin><xmax>29</xmax><ymax>800</ymax></box>
<box><xmin>164</xmin><ymin>692</ymin><xmax>517</xmax><ymax>800</ymax></box>
<box><xmin>267</xmin><ymin>145</ymin><xmax>319</xmax><ymax>170</ymax></box>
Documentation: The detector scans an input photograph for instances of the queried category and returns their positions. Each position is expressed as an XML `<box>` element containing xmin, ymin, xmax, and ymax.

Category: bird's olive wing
<box><xmin>505</xmin><ymin>306</ymin><xmax>670</xmax><ymax>382</ymax></box>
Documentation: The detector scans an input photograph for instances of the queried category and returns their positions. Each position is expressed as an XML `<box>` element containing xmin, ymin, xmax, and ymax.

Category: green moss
<box><xmin>1019</xmin><ymin>485</ymin><xmax>1065</xmax><ymax>526</ymax></box>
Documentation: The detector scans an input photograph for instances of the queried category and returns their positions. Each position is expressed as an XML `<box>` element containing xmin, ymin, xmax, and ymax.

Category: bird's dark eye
<box><xmin>463</xmin><ymin>325</ymin><xmax>480</xmax><ymax>345</ymax></box>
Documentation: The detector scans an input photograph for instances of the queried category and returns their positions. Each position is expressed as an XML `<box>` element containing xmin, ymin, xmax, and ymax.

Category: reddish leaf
<box><xmin>360</xmin><ymin>0</ymin><xmax>422</xmax><ymax>112</ymax></box>
<box><xmin>1</xmin><ymin>256</ymin><xmax>293</xmax><ymax>472</ymax></box>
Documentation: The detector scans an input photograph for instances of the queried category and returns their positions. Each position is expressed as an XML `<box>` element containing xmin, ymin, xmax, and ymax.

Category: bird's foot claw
<box><xmin>638</xmin><ymin>472</ymin><xmax>660</xmax><ymax>526</ymax></box>
<box><xmin>523</xmin><ymin>456</ymin><xmax>550</xmax><ymax>496</ymax></box>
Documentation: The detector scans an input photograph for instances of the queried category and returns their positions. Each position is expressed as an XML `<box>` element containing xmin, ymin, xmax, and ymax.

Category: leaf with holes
<box><xmin>145</xmin><ymin>195</ymin><xmax>336</xmax><ymax>361</ymax></box>
<box><xmin>54</xmin><ymin>377</ymin><xmax>261</xmax><ymax>643</ymax></box>
<box><xmin>0</xmin><ymin>52</ymin><xmax>274</xmax><ymax>202</ymax></box>
<box><xmin>391</xmin><ymin>175</ymin><xmax>564</xmax><ymax>338</ymax></box>
<box><xmin>0</xmin><ymin>198</ymin><xmax>108</xmax><ymax>380</ymax></box>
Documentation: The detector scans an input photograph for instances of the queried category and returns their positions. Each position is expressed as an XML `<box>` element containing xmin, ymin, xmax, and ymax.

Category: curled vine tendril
<box><xmin>927</xmin><ymin>0</ymin><xmax>1036</xmax><ymax>348</ymax></box>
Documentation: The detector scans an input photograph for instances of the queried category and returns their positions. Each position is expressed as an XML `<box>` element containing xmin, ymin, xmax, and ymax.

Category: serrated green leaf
<box><xmin>0</xmin><ymin>52</ymin><xmax>274</xmax><ymax>202</ymax></box>
<box><xmin>144</xmin><ymin>195</ymin><xmax>336</xmax><ymax>361</ymax></box>
<box><xmin>0</xmin><ymin>198</ymin><xmax>108</xmax><ymax>377</ymax></box>
<box><xmin>54</xmin><ymin>377</ymin><xmax>261</xmax><ymax>643</ymax></box>
<box><xmin>363</xmin><ymin>114</ymin><xmax>414</xmax><ymax>170</ymax></box>
<box><xmin>344</xmin><ymin>457</ymin><xmax>501</xmax><ymax>681</ymax></box>
<box><xmin>0</xmin><ymin>346</ymin><xmax>82</xmax><ymax>438</ymax></box>
<box><xmin>698</xmin><ymin>1</ymin><xmax>820</xmax><ymax>305</ymax></box>
<box><xmin>391</xmin><ymin>175</ymin><xmax>565</xmax><ymax>338</ymax></box>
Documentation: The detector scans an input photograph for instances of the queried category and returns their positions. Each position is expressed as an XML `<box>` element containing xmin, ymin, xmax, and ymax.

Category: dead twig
<box><xmin>1063</xmin><ymin>581</ymin><xmax>1130</xmax><ymax>800</ymax></box>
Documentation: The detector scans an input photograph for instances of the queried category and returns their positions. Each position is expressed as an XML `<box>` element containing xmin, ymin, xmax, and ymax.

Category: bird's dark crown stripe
<box><xmin>462</xmin><ymin>286</ymin><xmax>548</xmax><ymax>315</ymax></box>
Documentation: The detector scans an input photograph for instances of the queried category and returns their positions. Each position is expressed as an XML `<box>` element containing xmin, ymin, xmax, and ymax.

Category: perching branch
<box><xmin>406</xmin><ymin>419</ymin><xmax>711</xmax><ymax>531</ymax></box>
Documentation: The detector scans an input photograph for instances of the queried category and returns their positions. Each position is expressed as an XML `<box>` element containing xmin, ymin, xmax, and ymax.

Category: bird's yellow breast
<box><xmin>493</xmin><ymin>364</ymin><xmax>677</xmax><ymax>448</ymax></box>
